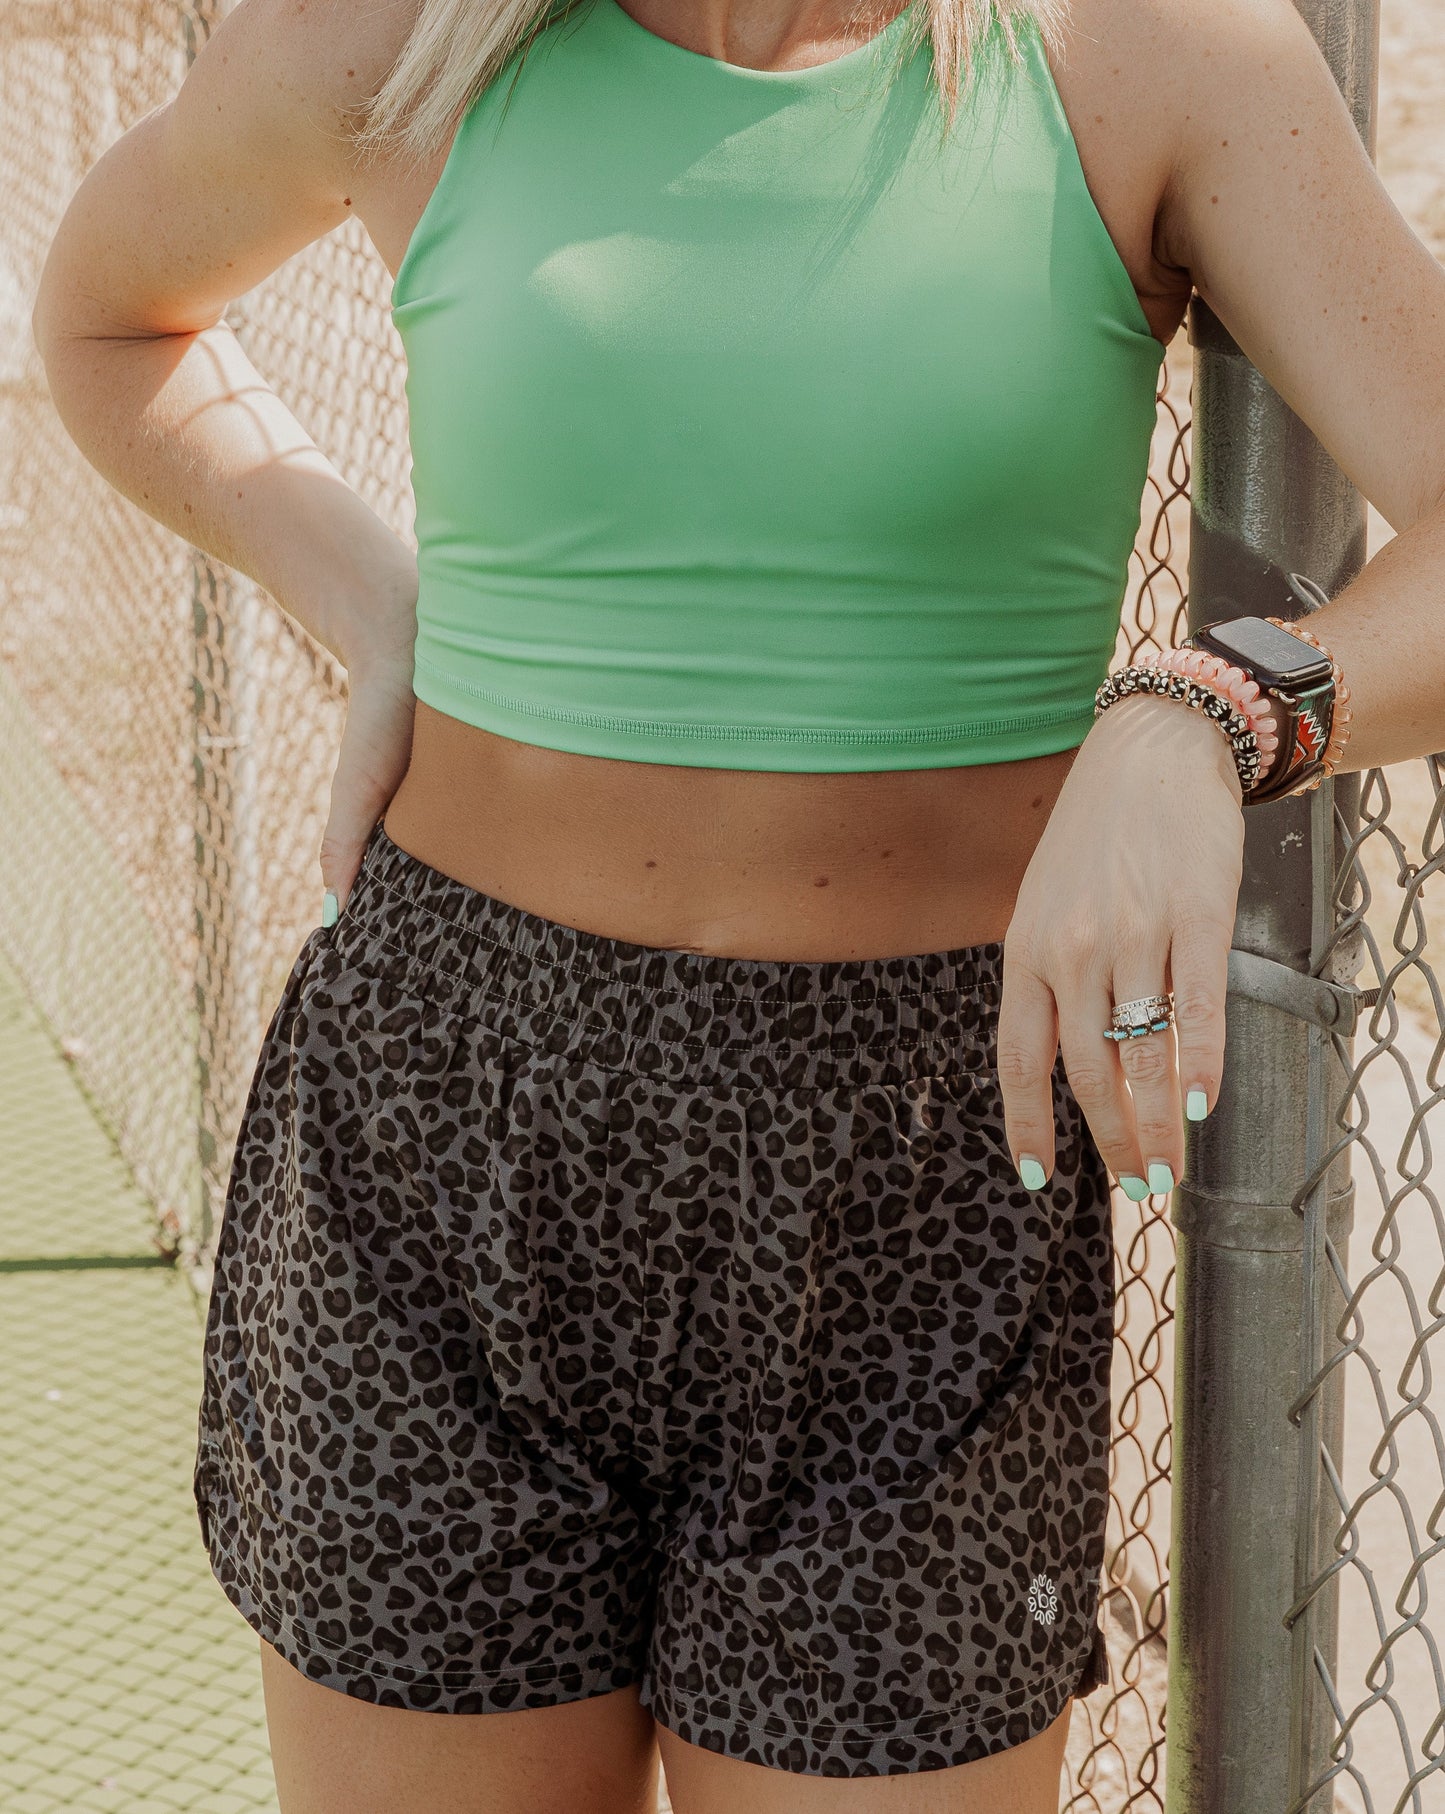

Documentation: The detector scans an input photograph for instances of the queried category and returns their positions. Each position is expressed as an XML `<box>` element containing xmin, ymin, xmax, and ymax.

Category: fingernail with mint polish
<box><xmin>321</xmin><ymin>889</ymin><xmax>339</xmax><ymax>928</ymax></box>
<box><xmin>1147</xmin><ymin>1161</ymin><xmax>1175</xmax><ymax>1195</ymax></box>
<box><xmin>1119</xmin><ymin>1174</ymin><xmax>1150</xmax><ymax>1201</ymax></box>
<box><xmin>1018</xmin><ymin>1156</ymin><xmax>1047</xmax><ymax>1191</ymax></box>
<box><xmin>1186</xmin><ymin>1088</ymin><xmax>1209</xmax><ymax>1122</ymax></box>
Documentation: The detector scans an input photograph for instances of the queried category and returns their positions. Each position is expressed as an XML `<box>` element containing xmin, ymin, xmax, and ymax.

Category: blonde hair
<box><xmin>348</xmin><ymin>0</ymin><xmax>1073</xmax><ymax>171</ymax></box>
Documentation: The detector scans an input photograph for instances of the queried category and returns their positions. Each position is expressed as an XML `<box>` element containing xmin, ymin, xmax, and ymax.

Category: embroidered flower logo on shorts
<box><xmin>1027</xmin><ymin>1571</ymin><xmax>1059</xmax><ymax>1627</ymax></box>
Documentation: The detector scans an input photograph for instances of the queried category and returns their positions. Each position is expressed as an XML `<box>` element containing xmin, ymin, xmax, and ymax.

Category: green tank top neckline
<box><xmin>594</xmin><ymin>0</ymin><xmax>917</xmax><ymax>83</ymax></box>
<box><xmin>391</xmin><ymin>0</ymin><xmax>1165</xmax><ymax>772</ymax></box>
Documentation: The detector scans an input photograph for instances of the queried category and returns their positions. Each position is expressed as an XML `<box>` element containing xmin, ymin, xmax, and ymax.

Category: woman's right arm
<box><xmin>29</xmin><ymin>0</ymin><xmax>420</xmax><ymax>677</ymax></box>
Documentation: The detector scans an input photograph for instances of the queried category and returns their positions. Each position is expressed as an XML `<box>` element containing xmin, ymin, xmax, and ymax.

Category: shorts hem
<box><xmin>639</xmin><ymin>1633</ymin><xmax>1106</xmax><ymax>1777</ymax></box>
<box><xmin>194</xmin><ymin>1487</ymin><xmax>645</xmax><ymax>1715</ymax></box>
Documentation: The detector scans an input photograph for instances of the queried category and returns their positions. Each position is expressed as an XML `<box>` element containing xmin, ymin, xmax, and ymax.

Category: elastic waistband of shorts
<box><xmin>330</xmin><ymin>820</ymin><xmax>1004</xmax><ymax>1087</ymax></box>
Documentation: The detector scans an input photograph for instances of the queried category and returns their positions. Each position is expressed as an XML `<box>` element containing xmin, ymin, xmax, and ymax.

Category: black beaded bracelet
<box><xmin>1093</xmin><ymin>665</ymin><xmax>1264</xmax><ymax>793</ymax></box>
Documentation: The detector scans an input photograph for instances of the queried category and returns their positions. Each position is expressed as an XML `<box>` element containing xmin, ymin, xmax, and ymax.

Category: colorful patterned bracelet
<box><xmin>1263</xmin><ymin>614</ymin><xmax>1354</xmax><ymax>789</ymax></box>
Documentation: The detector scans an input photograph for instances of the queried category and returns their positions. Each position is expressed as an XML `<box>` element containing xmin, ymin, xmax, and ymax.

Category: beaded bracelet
<box><xmin>1138</xmin><ymin>644</ymin><xmax>1293</xmax><ymax>791</ymax></box>
<box><xmin>1093</xmin><ymin>664</ymin><xmax>1264</xmax><ymax>793</ymax></box>
<box><xmin>1138</xmin><ymin>646</ymin><xmax>1282</xmax><ymax>768</ymax></box>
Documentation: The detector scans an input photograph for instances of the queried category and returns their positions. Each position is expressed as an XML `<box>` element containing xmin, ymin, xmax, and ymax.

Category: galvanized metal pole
<box><xmin>1166</xmin><ymin>2</ymin><xmax>1378</xmax><ymax>1810</ymax></box>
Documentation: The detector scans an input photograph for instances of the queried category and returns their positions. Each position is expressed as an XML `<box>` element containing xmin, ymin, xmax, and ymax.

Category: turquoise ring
<box><xmin>1103</xmin><ymin>992</ymin><xmax>1174</xmax><ymax>1041</ymax></box>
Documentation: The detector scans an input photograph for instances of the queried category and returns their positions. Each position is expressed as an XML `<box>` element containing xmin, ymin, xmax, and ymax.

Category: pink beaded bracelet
<box><xmin>1138</xmin><ymin>645</ymin><xmax>1283</xmax><ymax>775</ymax></box>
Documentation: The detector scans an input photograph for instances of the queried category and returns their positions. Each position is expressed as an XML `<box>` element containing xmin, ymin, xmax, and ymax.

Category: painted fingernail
<box><xmin>1147</xmin><ymin>1161</ymin><xmax>1175</xmax><ymax>1195</ymax></box>
<box><xmin>1119</xmin><ymin>1174</ymin><xmax>1150</xmax><ymax>1201</ymax></box>
<box><xmin>1186</xmin><ymin>1089</ymin><xmax>1209</xmax><ymax>1122</ymax></box>
<box><xmin>1018</xmin><ymin>1156</ymin><xmax>1047</xmax><ymax>1191</ymax></box>
<box><xmin>321</xmin><ymin>888</ymin><xmax>339</xmax><ymax>928</ymax></box>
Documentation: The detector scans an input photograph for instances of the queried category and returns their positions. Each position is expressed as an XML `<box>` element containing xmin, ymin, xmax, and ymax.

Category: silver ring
<box><xmin>1103</xmin><ymin>991</ymin><xmax>1175</xmax><ymax>1041</ymax></box>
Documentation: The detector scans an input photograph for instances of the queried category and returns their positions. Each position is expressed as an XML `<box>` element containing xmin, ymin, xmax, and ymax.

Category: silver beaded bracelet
<box><xmin>1093</xmin><ymin>665</ymin><xmax>1264</xmax><ymax>794</ymax></box>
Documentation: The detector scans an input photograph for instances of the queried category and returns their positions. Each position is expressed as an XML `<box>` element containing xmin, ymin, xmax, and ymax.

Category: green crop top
<box><xmin>390</xmin><ymin>0</ymin><xmax>1165</xmax><ymax>771</ymax></box>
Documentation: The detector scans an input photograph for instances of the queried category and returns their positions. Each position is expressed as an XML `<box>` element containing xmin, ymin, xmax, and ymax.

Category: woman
<box><xmin>30</xmin><ymin>0</ymin><xmax>1445</xmax><ymax>1805</ymax></box>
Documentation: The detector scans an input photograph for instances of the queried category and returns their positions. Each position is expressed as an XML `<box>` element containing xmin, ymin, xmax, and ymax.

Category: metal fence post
<box><xmin>1165</xmin><ymin>2</ymin><xmax>1379</xmax><ymax>1810</ymax></box>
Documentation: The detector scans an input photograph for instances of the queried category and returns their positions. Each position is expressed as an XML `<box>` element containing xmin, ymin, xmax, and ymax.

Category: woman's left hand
<box><xmin>996</xmin><ymin>691</ymin><xmax>1247</xmax><ymax>1200</ymax></box>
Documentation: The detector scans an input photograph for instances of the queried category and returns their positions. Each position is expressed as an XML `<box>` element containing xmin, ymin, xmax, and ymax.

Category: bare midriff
<box><xmin>381</xmin><ymin>703</ymin><xmax>1074</xmax><ymax>961</ymax></box>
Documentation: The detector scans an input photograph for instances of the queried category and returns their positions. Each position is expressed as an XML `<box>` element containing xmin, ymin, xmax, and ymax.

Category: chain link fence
<box><xmin>1</xmin><ymin>0</ymin><xmax>1440</xmax><ymax>1806</ymax></box>
<box><xmin>1305</xmin><ymin>761</ymin><xmax>1445</xmax><ymax>1812</ymax></box>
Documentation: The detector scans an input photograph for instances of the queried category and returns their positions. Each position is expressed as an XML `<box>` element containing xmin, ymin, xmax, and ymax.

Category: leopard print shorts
<box><xmin>192</xmin><ymin>817</ymin><xmax>1113</xmax><ymax>1777</ymax></box>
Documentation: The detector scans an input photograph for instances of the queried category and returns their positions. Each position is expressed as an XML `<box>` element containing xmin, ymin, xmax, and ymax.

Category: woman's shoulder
<box><xmin>167</xmin><ymin>0</ymin><xmax>432</xmax><ymax>282</ymax></box>
<box><xmin>193</xmin><ymin>0</ymin><xmax>428</xmax><ymax>189</ymax></box>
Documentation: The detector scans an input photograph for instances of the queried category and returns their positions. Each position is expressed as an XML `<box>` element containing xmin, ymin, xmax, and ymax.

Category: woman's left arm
<box><xmin>998</xmin><ymin>0</ymin><xmax>1445</xmax><ymax>1195</ymax></box>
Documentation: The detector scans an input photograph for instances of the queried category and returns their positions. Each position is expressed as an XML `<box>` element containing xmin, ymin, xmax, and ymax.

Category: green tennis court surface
<box><xmin>0</xmin><ymin>948</ymin><xmax>279</xmax><ymax>1813</ymax></box>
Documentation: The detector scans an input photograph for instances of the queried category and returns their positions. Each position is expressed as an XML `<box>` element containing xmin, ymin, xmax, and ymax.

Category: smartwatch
<box><xmin>1186</xmin><ymin>613</ymin><xmax>1337</xmax><ymax>804</ymax></box>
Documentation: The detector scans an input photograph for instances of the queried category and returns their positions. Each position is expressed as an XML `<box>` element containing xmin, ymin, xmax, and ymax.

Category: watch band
<box><xmin>1263</xmin><ymin>612</ymin><xmax>1353</xmax><ymax>794</ymax></box>
<box><xmin>1185</xmin><ymin>581</ymin><xmax>1348</xmax><ymax>804</ymax></box>
<box><xmin>1238</xmin><ymin>664</ymin><xmax>1336</xmax><ymax>803</ymax></box>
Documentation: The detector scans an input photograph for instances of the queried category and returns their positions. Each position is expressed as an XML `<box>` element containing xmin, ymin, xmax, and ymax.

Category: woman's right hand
<box><xmin>319</xmin><ymin>590</ymin><xmax>419</xmax><ymax>918</ymax></box>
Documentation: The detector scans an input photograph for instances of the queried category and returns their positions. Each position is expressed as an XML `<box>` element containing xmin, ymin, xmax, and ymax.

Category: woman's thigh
<box><xmin>259</xmin><ymin>1639</ymin><xmax>662</xmax><ymax>1814</ymax></box>
<box><xmin>657</xmin><ymin>1701</ymin><xmax>1072</xmax><ymax>1814</ymax></box>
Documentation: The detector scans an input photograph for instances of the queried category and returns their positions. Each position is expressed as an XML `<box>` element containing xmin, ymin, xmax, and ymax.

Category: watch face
<box><xmin>1194</xmin><ymin>616</ymin><xmax>1334</xmax><ymax>689</ymax></box>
